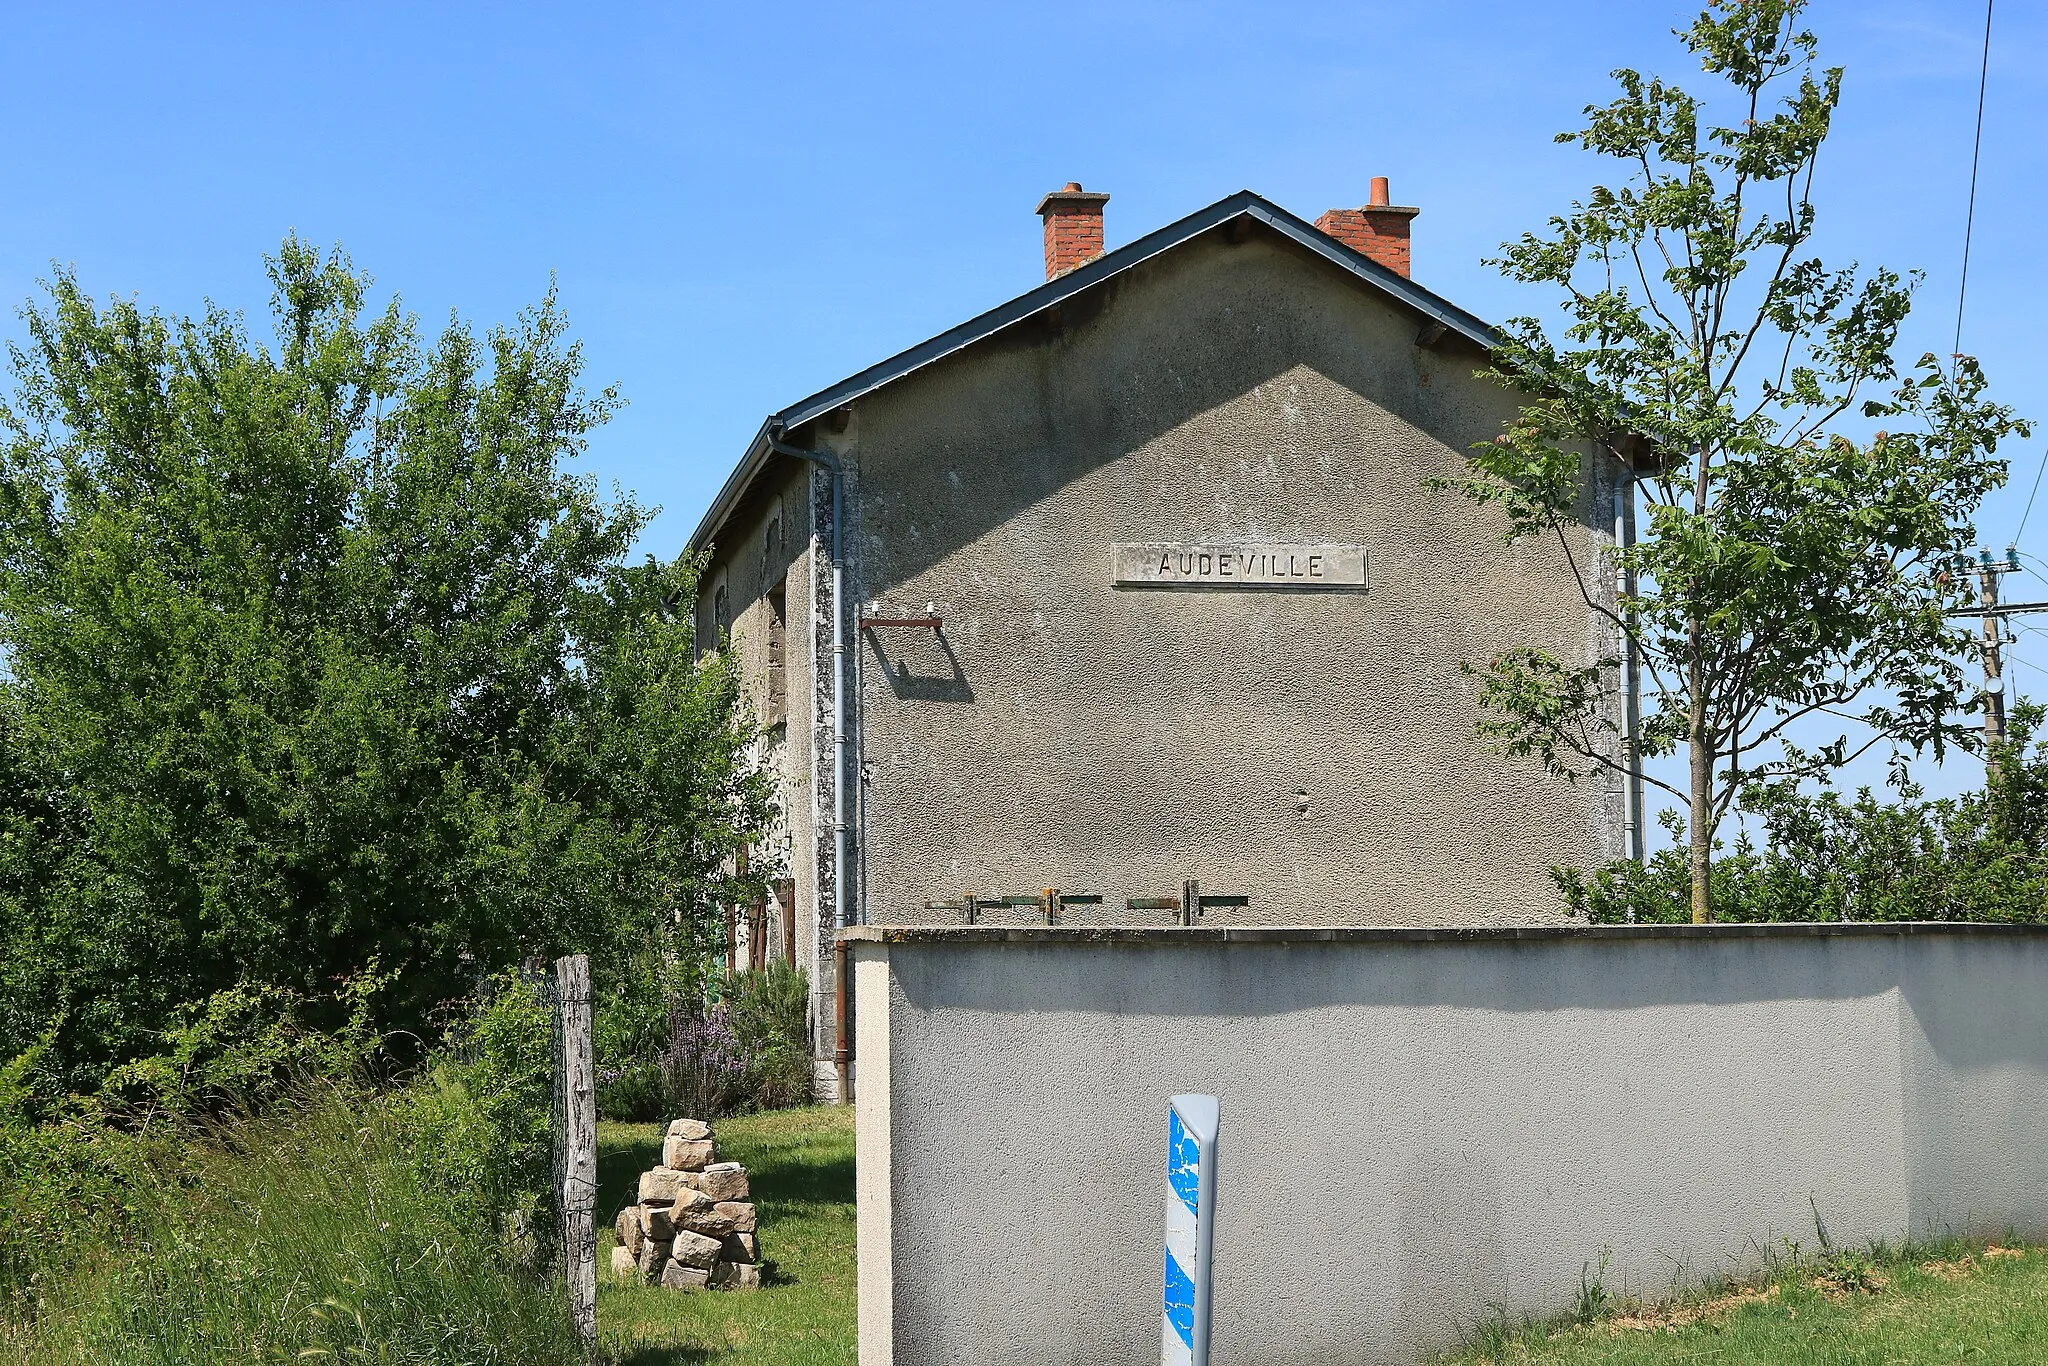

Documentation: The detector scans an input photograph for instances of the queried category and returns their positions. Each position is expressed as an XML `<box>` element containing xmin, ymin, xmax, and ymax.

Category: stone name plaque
<box><xmin>1113</xmin><ymin>543</ymin><xmax>1368</xmax><ymax>589</ymax></box>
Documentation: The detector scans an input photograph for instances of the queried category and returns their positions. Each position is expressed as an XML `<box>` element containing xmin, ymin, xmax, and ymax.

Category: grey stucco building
<box><xmin>688</xmin><ymin>181</ymin><xmax>1632</xmax><ymax>1091</ymax></box>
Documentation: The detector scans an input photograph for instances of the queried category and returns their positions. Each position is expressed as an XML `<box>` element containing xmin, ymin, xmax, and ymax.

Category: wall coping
<box><xmin>840</xmin><ymin>921</ymin><xmax>2048</xmax><ymax>946</ymax></box>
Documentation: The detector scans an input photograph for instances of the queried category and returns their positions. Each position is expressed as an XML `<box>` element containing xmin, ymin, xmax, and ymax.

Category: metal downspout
<box><xmin>767</xmin><ymin>425</ymin><xmax>853</xmax><ymax>1099</ymax></box>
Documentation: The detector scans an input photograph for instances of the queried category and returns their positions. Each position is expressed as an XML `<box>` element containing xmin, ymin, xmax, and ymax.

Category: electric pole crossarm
<box><xmin>1945</xmin><ymin>601</ymin><xmax>2048</xmax><ymax>618</ymax></box>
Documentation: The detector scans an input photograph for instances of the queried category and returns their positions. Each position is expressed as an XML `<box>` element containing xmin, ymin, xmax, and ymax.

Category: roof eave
<box><xmin>687</xmin><ymin>419</ymin><xmax>776</xmax><ymax>561</ymax></box>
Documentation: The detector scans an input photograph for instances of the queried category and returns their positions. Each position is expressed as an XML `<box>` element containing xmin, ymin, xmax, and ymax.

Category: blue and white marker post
<box><xmin>1162</xmin><ymin>1094</ymin><xmax>1219</xmax><ymax>1366</ymax></box>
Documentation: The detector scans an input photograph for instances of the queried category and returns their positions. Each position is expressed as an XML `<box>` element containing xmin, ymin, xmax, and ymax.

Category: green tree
<box><xmin>1454</xmin><ymin>0</ymin><xmax>2028</xmax><ymax>921</ymax></box>
<box><xmin>0</xmin><ymin>241</ymin><xmax>768</xmax><ymax>1092</ymax></box>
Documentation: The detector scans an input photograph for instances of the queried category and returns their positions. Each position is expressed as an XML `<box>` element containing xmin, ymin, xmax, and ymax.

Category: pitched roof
<box><xmin>688</xmin><ymin>189</ymin><xmax>1500</xmax><ymax>555</ymax></box>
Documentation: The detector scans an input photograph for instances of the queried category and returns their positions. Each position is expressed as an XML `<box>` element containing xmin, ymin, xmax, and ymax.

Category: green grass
<box><xmin>1442</xmin><ymin>1241</ymin><xmax>2048</xmax><ymax>1364</ymax></box>
<box><xmin>2</xmin><ymin>1087</ymin><xmax>577</xmax><ymax>1366</ymax></box>
<box><xmin>40</xmin><ymin>1093</ymin><xmax>2038</xmax><ymax>1366</ymax></box>
<box><xmin>2</xmin><ymin>1099</ymin><xmax>857</xmax><ymax>1366</ymax></box>
<box><xmin>596</xmin><ymin>1107</ymin><xmax>855</xmax><ymax>1365</ymax></box>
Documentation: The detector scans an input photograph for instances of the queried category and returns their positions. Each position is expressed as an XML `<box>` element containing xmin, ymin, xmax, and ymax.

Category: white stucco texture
<box><xmin>850</xmin><ymin>924</ymin><xmax>2048</xmax><ymax>1365</ymax></box>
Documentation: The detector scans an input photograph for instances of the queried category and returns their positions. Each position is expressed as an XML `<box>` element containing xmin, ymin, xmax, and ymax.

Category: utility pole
<box><xmin>1943</xmin><ymin>548</ymin><xmax>2048</xmax><ymax>757</ymax></box>
<box><xmin>1978</xmin><ymin>552</ymin><xmax>2008</xmax><ymax>745</ymax></box>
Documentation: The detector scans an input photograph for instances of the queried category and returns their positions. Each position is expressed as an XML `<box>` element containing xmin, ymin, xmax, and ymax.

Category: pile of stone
<box><xmin>610</xmin><ymin>1118</ymin><xmax>763</xmax><ymax>1291</ymax></box>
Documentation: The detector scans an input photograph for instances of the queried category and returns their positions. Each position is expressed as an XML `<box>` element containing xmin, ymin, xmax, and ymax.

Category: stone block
<box><xmin>636</xmin><ymin>1237</ymin><xmax>668</xmax><ymax>1284</ymax></box>
<box><xmin>716</xmin><ymin>1201</ymin><xmax>757</xmax><ymax>1233</ymax></box>
<box><xmin>670</xmin><ymin>1228</ymin><xmax>723</xmax><ymax>1270</ymax></box>
<box><xmin>614</xmin><ymin>1207</ymin><xmax>643</xmax><ymax>1256</ymax></box>
<box><xmin>666</xmin><ymin>1117</ymin><xmax>712</xmax><ymax>1142</ymax></box>
<box><xmin>664</xmin><ymin>1136</ymin><xmax>717</xmax><ymax>1171</ymax></box>
<box><xmin>722</xmin><ymin>1232</ymin><xmax>759</xmax><ymax>1264</ymax></box>
<box><xmin>675</xmin><ymin>1201</ymin><xmax>739</xmax><ymax>1239</ymax></box>
<box><xmin>610</xmin><ymin>1245</ymin><xmax>639</xmax><ymax>1283</ymax></box>
<box><xmin>710</xmin><ymin>1260</ymin><xmax>761</xmax><ymax>1290</ymax></box>
<box><xmin>697</xmin><ymin>1162</ymin><xmax>750</xmax><ymax>1202</ymax></box>
<box><xmin>669</xmin><ymin>1187</ymin><xmax>715</xmax><ymax>1219</ymax></box>
<box><xmin>661</xmin><ymin>1260</ymin><xmax>711</xmax><ymax>1291</ymax></box>
<box><xmin>638</xmin><ymin>1167</ymin><xmax>693</xmax><ymax>1205</ymax></box>
<box><xmin>639</xmin><ymin>1203</ymin><xmax>676</xmax><ymax>1242</ymax></box>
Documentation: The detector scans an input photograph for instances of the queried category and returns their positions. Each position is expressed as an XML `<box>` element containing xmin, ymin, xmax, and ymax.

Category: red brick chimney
<box><xmin>1036</xmin><ymin>182</ymin><xmax>1110</xmax><ymax>280</ymax></box>
<box><xmin>1315</xmin><ymin>177</ymin><xmax>1420</xmax><ymax>277</ymax></box>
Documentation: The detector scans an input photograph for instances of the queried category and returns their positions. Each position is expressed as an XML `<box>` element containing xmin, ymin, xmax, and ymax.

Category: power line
<box><xmin>1953</xmin><ymin>0</ymin><xmax>1995</xmax><ymax>363</ymax></box>
<box><xmin>2014</xmin><ymin>448</ymin><xmax>2048</xmax><ymax>544</ymax></box>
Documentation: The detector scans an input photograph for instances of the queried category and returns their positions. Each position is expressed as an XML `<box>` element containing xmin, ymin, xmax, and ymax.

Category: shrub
<box><xmin>0</xmin><ymin>973</ymin><xmax>388</xmax><ymax>1317</ymax></box>
<box><xmin>395</xmin><ymin>972</ymin><xmax>556</xmax><ymax>1239</ymax></box>
<box><xmin>1558</xmin><ymin>703</ymin><xmax>2048</xmax><ymax>923</ymax></box>
<box><xmin>0</xmin><ymin>243</ymin><xmax>770</xmax><ymax>1100</ymax></box>
<box><xmin>95</xmin><ymin>971</ymin><xmax>386</xmax><ymax>1120</ymax></box>
<box><xmin>593</xmin><ymin>938</ymin><xmax>813</xmax><ymax>1119</ymax></box>
<box><xmin>659</xmin><ymin>1006</ymin><xmax>758</xmax><ymax>1120</ymax></box>
<box><xmin>725</xmin><ymin>960</ymin><xmax>814</xmax><ymax>1111</ymax></box>
<box><xmin>0</xmin><ymin>1101</ymin><xmax>165</xmax><ymax>1319</ymax></box>
<box><xmin>593</xmin><ymin>935</ymin><xmax>707</xmax><ymax>1121</ymax></box>
<box><xmin>656</xmin><ymin>963</ymin><xmax>815</xmax><ymax>1120</ymax></box>
<box><xmin>1</xmin><ymin>972</ymin><xmax>573</xmax><ymax>1359</ymax></box>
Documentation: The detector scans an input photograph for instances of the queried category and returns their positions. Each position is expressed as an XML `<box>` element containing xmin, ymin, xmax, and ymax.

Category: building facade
<box><xmin>690</xmin><ymin>184</ymin><xmax>1631</xmax><ymax>1093</ymax></box>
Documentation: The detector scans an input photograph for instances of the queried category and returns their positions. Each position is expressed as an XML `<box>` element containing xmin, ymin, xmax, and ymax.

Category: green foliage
<box><xmin>0</xmin><ymin>1103</ymin><xmax>165</xmax><ymax>1319</ymax></box>
<box><xmin>593</xmin><ymin>933</ymin><xmax>709</xmax><ymax>1121</ymax></box>
<box><xmin>1437</xmin><ymin>1235</ymin><xmax>2048</xmax><ymax>1364</ymax></box>
<box><xmin>723</xmin><ymin>960</ymin><xmax>815</xmax><ymax>1113</ymax></box>
<box><xmin>395</xmin><ymin>972</ymin><xmax>556</xmax><ymax>1237</ymax></box>
<box><xmin>3</xmin><ymin>974</ymin><xmax>569</xmax><ymax>1354</ymax></box>
<box><xmin>3</xmin><ymin>1087</ymin><xmax>576</xmax><ymax>1366</ymax></box>
<box><xmin>0</xmin><ymin>240</ymin><xmax>769</xmax><ymax>1095</ymax></box>
<box><xmin>597</xmin><ymin>959</ymin><xmax>818</xmax><ymax>1122</ymax></box>
<box><xmin>1447</xmin><ymin>0</ymin><xmax>2029</xmax><ymax>919</ymax></box>
<box><xmin>657</xmin><ymin>965</ymin><xmax>815</xmax><ymax>1122</ymax></box>
<box><xmin>594</xmin><ymin>1055</ymin><xmax>667</xmax><ymax>1124</ymax></box>
<box><xmin>1557</xmin><ymin>703</ymin><xmax>2048</xmax><ymax>924</ymax></box>
<box><xmin>595</xmin><ymin>943</ymin><xmax>812</xmax><ymax>1121</ymax></box>
<box><xmin>97</xmin><ymin>969</ymin><xmax>386</xmax><ymax>1119</ymax></box>
<box><xmin>1575</xmin><ymin>1249</ymin><xmax>1612</xmax><ymax>1326</ymax></box>
<box><xmin>0</xmin><ymin>971</ymin><xmax>393</xmax><ymax>1316</ymax></box>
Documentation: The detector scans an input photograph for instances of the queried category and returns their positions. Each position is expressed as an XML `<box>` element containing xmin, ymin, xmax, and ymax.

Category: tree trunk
<box><xmin>1689</xmin><ymin>724</ymin><xmax>1713</xmax><ymax>925</ymax></box>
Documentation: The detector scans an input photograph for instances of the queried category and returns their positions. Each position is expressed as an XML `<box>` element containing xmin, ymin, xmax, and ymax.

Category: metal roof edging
<box><xmin>687</xmin><ymin>419</ymin><xmax>777</xmax><ymax>560</ymax></box>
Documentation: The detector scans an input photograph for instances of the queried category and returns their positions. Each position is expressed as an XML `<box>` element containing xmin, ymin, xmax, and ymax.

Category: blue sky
<box><xmin>3</xmin><ymin>0</ymin><xmax>2043</xmax><ymax>801</ymax></box>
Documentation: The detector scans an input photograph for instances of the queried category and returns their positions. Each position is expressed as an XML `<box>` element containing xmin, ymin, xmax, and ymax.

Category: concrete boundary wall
<box><xmin>847</xmin><ymin>923</ymin><xmax>2048</xmax><ymax>1365</ymax></box>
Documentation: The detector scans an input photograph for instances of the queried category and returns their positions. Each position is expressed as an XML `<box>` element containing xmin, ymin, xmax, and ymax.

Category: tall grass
<box><xmin>5</xmin><ymin>1085</ymin><xmax>576</xmax><ymax>1366</ymax></box>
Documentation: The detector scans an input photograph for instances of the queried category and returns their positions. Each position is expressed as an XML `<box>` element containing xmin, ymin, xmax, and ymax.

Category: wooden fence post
<box><xmin>556</xmin><ymin>953</ymin><xmax>597</xmax><ymax>1354</ymax></box>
